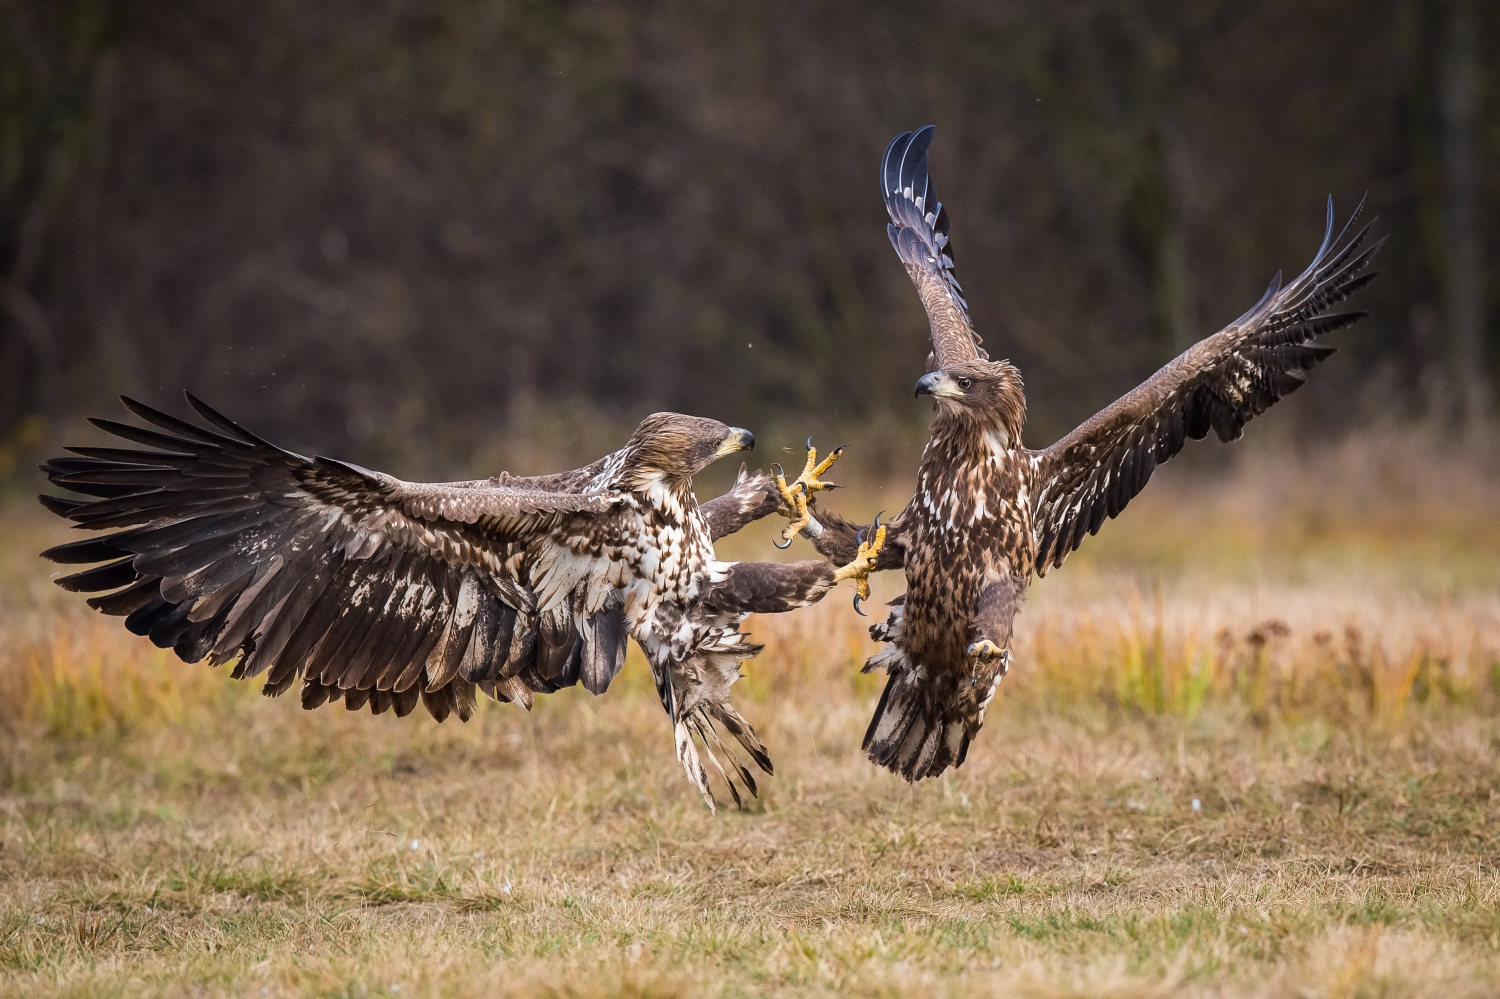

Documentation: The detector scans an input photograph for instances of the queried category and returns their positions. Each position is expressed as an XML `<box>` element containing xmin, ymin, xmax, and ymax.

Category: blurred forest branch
<box><xmin>0</xmin><ymin>0</ymin><xmax>1495</xmax><ymax>476</ymax></box>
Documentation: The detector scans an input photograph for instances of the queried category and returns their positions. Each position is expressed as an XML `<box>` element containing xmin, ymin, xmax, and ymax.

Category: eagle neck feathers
<box><xmin>914</xmin><ymin>398</ymin><xmax>1036</xmax><ymax>580</ymax></box>
<box><xmin>927</xmin><ymin>390</ymin><xmax>1025</xmax><ymax>464</ymax></box>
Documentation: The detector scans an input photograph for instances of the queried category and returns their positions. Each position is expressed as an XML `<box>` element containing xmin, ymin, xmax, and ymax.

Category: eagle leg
<box><xmin>772</xmin><ymin>439</ymin><xmax>845</xmax><ymax>547</ymax></box>
<box><xmin>966</xmin><ymin>640</ymin><xmax>1008</xmax><ymax>668</ymax></box>
<box><xmin>770</xmin><ymin>463</ymin><xmax>800</xmax><ymax>548</ymax></box>
<box><xmin>834</xmin><ymin>514</ymin><xmax>887</xmax><ymax>608</ymax></box>
<box><xmin>850</xmin><ymin>512</ymin><xmax>886</xmax><ymax>616</ymax></box>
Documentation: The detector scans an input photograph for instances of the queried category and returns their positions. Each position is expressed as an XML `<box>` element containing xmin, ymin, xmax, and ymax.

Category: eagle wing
<box><xmin>1031</xmin><ymin>198</ymin><xmax>1382</xmax><ymax>575</ymax></box>
<box><xmin>40</xmin><ymin>394</ymin><xmax>634</xmax><ymax>720</ymax></box>
<box><xmin>700</xmin><ymin>463</ymin><xmax>782</xmax><ymax>541</ymax></box>
<box><xmin>882</xmin><ymin>126</ymin><xmax>986</xmax><ymax>369</ymax></box>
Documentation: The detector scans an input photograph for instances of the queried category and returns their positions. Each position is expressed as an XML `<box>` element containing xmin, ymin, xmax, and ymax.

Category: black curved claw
<box><xmin>855</xmin><ymin>526</ymin><xmax>865</xmax><ymax>544</ymax></box>
<box><xmin>774</xmin><ymin>534</ymin><xmax>793</xmax><ymax>550</ymax></box>
<box><xmin>806</xmin><ymin>436</ymin><xmax>815</xmax><ymax>451</ymax></box>
<box><xmin>872</xmin><ymin>510</ymin><xmax>885</xmax><ymax>531</ymax></box>
<box><xmin>771</xmin><ymin>462</ymin><xmax>785</xmax><ymax>479</ymax></box>
<box><xmin>853</xmin><ymin>593</ymin><xmax>867</xmax><ymax>616</ymax></box>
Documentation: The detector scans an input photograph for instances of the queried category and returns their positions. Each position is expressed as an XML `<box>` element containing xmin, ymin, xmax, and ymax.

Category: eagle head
<box><xmin>623</xmin><ymin>413</ymin><xmax>754</xmax><ymax>490</ymax></box>
<box><xmin>915</xmin><ymin>360</ymin><xmax>1027</xmax><ymax>444</ymax></box>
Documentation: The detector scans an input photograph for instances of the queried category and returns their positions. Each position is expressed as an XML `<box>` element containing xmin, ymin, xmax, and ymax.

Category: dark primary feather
<box><xmin>578</xmin><ymin>602</ymin><xmax>628</xmax><ymax>695</ymax></box>
<box><xmin>37</xmin><ymin>393</ymin><xmax>628</xmax><ymax>723</ymax></box>
<box><xmin>881</xmin><ymin>126</ymin><xmax>985</xmax><ymax>368</ymax></box>
<box><xmin>1031</xmin><ymin>197</ymin><xmax>1384</xmax><ymax>574</ymax></box>
<box><xmin>38</xmin><ymin>396</ymin><xmax>871</xmax><ymax>811</ymax></box>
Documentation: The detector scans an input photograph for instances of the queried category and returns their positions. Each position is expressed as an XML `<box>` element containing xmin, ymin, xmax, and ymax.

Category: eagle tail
<box><xmin>674</xmin><ymin>719</ymin><xmax>716</xmax><ymax>812</ymax></box>
<box><xmin>862</xmin><ymin>660</ymin><xmax>971</xmax><ymax>782</ymax></box>
<box><xmin>660</xmin><ymin>651</ymin><xmax>775</xmax><ymax>810</ymax></box>
<box><xmin>672</xmin><ymin>706</ymin><xmax>771</xmax><ymax>813</ymax></box>
<box><xmin>862</xmin><ymin>597</ymin><xmax>974</xmax><ymax>780</ymax></box>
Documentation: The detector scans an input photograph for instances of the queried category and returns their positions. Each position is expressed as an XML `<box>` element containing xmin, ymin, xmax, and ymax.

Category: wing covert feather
<box><xmin>39</xmin><ymin>394</ymin><xmax>638</xmax><ymax>719</ymax></box>
<box><xmin>1030</xmin><ymin>198</ymin><xmax>1382</xmax><ymax>574</ymax></box>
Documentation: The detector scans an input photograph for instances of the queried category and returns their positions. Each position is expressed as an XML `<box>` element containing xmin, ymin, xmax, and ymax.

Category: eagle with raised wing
<box><xmin>39</xmin><ymin>397</ymin><xmax>882</xmax><ymax>808</ymax></box>
<box><xmin>800</xmin><ymin>125</ymin><xmax>1382</xmax><ymax>781</ymax></box>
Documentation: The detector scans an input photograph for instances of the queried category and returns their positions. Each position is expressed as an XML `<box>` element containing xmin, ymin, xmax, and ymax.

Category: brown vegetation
<box><xmin>2</xmin><ymin>430</ymin><xmax>1499</xmax><ymax>996</ymax></box>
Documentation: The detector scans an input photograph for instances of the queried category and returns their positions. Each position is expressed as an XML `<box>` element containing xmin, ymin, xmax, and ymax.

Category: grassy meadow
<box><xmin>2</xmin><ymin>426</ymin><xmax>1500</xmax><ymax>997</ymax></box>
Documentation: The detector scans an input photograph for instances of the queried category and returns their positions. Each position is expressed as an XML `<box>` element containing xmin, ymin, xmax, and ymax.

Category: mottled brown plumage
<box><xmin>39</xmin><ymin>396</ymin><xmax>872</xmax><ymax>808</ymax></box>
<box><xmin>807</xmin><ymin>126</ymin><xmax>1383</xmax><ymax>780</ymax></box>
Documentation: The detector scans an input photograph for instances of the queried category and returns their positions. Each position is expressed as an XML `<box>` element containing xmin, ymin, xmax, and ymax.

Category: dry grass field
<box><xmin>3</xmin><ymin>426</ymin><xmax>1500</xmax><ymax>998</ymax></box>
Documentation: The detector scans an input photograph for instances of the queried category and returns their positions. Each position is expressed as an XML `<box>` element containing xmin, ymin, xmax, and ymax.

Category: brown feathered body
<box><xmin>861</xmin><ymin>361</ymin><xmax>1034</xmax><ymax>777</ymax></box>
<box><xmin>807</xmin><ymin>126</ymin><xmax>1382</xmax><ymax>781</ymax></box>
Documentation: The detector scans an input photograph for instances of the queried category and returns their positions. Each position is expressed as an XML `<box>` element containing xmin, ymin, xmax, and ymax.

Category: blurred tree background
<box><xmin>1</xmin><ymin>0</ymin><xmax>1495</xmax><ymax>478</ymax></box>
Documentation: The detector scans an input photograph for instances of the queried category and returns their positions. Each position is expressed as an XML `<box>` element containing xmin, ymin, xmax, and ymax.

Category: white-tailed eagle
<box><xmin>801</xmin><ymin>126</ymin><xmax>1383</xmax><ymax>781</ymax></box>
<box><xmin>39</xmin><ymin>396</ymin><xmax>882</xmax><ymax>808</ymax></box>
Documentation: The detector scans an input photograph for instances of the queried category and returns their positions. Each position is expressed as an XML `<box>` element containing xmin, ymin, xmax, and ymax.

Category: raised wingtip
<box><xmin>907</xmin><ymin>124</ymin><xmax>936</xmax><ymax>166</ymax></box>
<box><xmin>119</xmin><ymin>394</ymin><xmax>162</xmax><ymax>420</ymax></box>
<box><xmin>881</xmin><ymin>125</ymin><xmax>936</xmax><ymax>198</ymax></box>
<box><xmin>881</xmin><ymin>130</ymin><xmax>912</xmax><ymax>184</ymax></box>
<box><xmin>898</xmin><ymin>125</ymin><xmax>935</xmax><ymax>195</ymax></box>
<box><xmin>182</xmin><ymin>390</ymin><xmax>234</xmax><ymax>429</ymax></box>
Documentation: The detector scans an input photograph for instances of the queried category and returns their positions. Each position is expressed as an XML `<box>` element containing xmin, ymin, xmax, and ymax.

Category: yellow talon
<box><xmin>774</xmin><ymin>438</ymin><xmax>844</xmax><ymax>546</ymax></box>
<box><xmin>773</xmin><ymin>466</ymin><xmax>812</xmax><ymax>546</ymax></box>
<box><xmin>795</xmin><ymin>438</ymin><xmax>844</xmax><ymax>496</ymax></box>
<box><xmin>833</xmin><ymin>522</ymin><xmax>886</xmax><ymax>602</ymax></box>
<box><xmin>966</xmin><ymin>639</ymin><xmax>1006</xmax><ymax>664</ymax></box>
<box><xmin>773</xmin><ymin>466</ymin><xmax>798</xmax><ymax>510</ymax></box>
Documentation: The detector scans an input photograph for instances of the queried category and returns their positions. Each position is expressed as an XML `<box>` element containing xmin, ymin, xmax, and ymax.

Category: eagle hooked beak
<box><xmin>715</xmin><ymin>427</ymin><xmax>755</xmax><ymax>457</ymax></box>
<box><xmin>915</xmin><ymin>371</ymin><xmax>965</xmax><ymax>399</ymax></box>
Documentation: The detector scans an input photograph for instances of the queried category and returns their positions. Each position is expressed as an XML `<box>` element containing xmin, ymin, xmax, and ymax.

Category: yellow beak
<box><xmin>915</xmin><ymin>371</ymin><xmax>965</xmax><ymax>399</ymax></box>
<box><xmin>715</xmin><ymin>427</ymin><xmax>755</xmax><ymax>456</ymax></box>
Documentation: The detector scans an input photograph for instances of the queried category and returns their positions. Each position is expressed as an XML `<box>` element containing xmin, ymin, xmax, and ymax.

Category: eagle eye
<box><xmin>957</xmin><ymin>377</ymin><xmax>972</xmax><ymax>390</ymax></box>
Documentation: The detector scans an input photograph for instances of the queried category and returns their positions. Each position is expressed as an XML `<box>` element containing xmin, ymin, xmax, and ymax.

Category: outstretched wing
<box><xmin>700</xmin><ymin>463</ymin><xmax>782</xmax><ymax>541</ymax></box>
<box><xmin>1031</xmin><ymin>198</ymin><xmax>1383</xmax><ymax>575</ymax></box>
<box><xmin>882</xmin><ymin>126</ymin><xmax>986</xmax><ymax>369</ymax></box>
<box><xmin>40</xmin><ymin>394</ymin><xmax>631</xmax><ymax>721</ymax></box>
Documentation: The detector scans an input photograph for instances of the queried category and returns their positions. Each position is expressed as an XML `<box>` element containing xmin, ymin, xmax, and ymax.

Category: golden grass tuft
<box><xmin>5</xmin><ymin>622</ymin><xmax>249</xmax><ymax>742</ymax></box>
<box><xmin>2</xmin><ymin>427</ymin><xmax>1500</xmax><ymax>997</ymax></box>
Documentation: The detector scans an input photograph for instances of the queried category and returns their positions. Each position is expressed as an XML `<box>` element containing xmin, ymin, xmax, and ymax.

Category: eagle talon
<box><xmin>773</xmin><ymin>464</ymin><xmax>811</xmax><ymax>546</ymax></box>
<box><xmin>966</xmin><ymin>639</ymin><xmax>1007</xmax><ymax>664</ymax></box>
<box><xmin>833</xmin><ymin>514</ymin><xmax>885</xmax><ymax>605</ymax></box>
<box><xmin>774</xmin><ymin>438</ymin><xmax>844</xmax><ymax>546</ymax></box>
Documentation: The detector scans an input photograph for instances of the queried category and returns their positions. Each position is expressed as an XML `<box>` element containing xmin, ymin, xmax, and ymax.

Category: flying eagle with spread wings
<box><xmin>38</xmin><ymin>397</ymin><xmax>882</xmax><ymax>808</ymax></box>
<box><xmin>797</xmin><ymin>125</ymin><xmax>1382</xmax><ymax>781</ymax></box>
